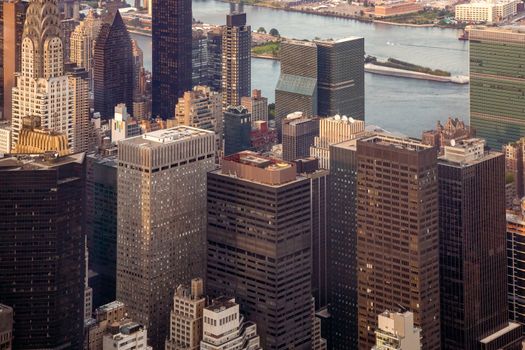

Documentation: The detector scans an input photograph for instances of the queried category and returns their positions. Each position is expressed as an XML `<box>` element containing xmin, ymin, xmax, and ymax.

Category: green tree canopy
<box><xmin>269</xmin><ymin>28</ymin><xmax>280</xmax><ymax>36</ymax></box>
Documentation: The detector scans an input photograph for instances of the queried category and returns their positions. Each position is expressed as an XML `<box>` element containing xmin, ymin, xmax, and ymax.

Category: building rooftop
<box><xmin>87</xmin><ymin>153</ymin><xmax>118</xmax><ymax>168</ymax></box>
<box><xmin>468</xmin><ymin>25</ymin><xmax>525</xmax><ymax>36</ymax></box>
<box><xmin>120</xmin><ymin>322</ymin><xmax>144</xmax><ymax>335</ymax></box>
<box><xmin>0</xmin><ymin>152</ymin><xmax>84</xmax><ymax>171</ymax></box>
<box><xmin>479</xmin><ymin>322</ymin><xmax>521</xmax><ymax>344</ymax></box>
<box><xmin>359</xmin><ymin>134</ymin><xmax>433</xmax><ymax>152</ymax></box>
<box><xmin>439</xmin><ymin>138</ymin><xmax>501</xmax><ymax>166</ymax></box>
<box><xmin>206</xmin><ymin>297</ymin><xmax>237</xmax><ymax>313</ymax></box>
<box><xmin>219</xmin><ymin>151</ymin><xmax>302</xmax><ymax>186</ymax></box>
<box><xmin>96</xmin><ymin>300</ymin><xmax>125</xmax><ymax>314</ymax></box>
<box><xmin>314</xmin><ymin>36</ymin><xmax>363</xmax><ymax>44</ymax></box>
<box><xmin>282</xmin><ymin>38</ymin><xmax>317</xmax><ymax>47</ymax></box>
<box><xmin>122</xmin><ymin>126</ymin><xmax>213</xmax><ymax>147</ymax></box>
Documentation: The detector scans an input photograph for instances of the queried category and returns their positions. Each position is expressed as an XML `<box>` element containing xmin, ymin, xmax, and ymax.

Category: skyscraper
<box><xmin>469</xmin><ymin>26</ymin><xmax>525</xmax><ymax>148</ymax></box>
<box><xmin>12</xmin><ymin>0</ymin><xmax>73</xmax><ymax>148</ymax></box>
<box><xmin>70</xmin><ymin>11</ymin><xmax>102</xmax><ymax>90</ymax></box>
<box><xmin>192</xmin><ymin>29</ymin><xmax>209</xmax><ymax>87</ymax></box>
<box><xmin>356</xmin><ymin>134</ymin><xmax>441</xmax><ymax>350</ymax></box>
<box><xmin>282</xmin><ymin>112</ymin><xmax>319</xmax><ymax>161</ymax></box>
<box><xmin>2</xmin><ymin>0</ymin><xmax>27</xmax><ymax>121</ymax></box>
<box><xmin>223</xmin><ymin>105</ymin><xmax>251</xmax><ymax>155</ymax></box>
<box><xmin>151</xmin><ymin>0</ymin><xmax>192</xmax><ymax>119</ymax></box>
<box><xmin>67</xmin><ymin>64</ymin><xmax>90</xmax><ymax>152</ymax></box>
<box><xmin>507</xmin><ymin>200</ymin><xmax>525</xmax><ymax>327</ymax></box>
<box><xmin>207</xmin><ymin>152</ymin><xmax>313</xmax><ymax>350</ymax></box>
<box><xmin>439</xmin><ymin>138</ymin><xmax>523</xmax><ymax>349</ymax></box>
<box><xmin>221</xmin><ymin>13</ymin><xmax>251</xmax><ymax>107</ymax></box>
<box><xmin>174</xmin><ymin>85</ymin><xmax>222</xmax><ymax>133</ymax></box>
<box><xmin>93</xmin><ymin>10</ymin><xmax>133</xmax><ymax>119</ymax></box>
<box><xmin>207</xmin><ymin>27</ymin><xmax>223</xmax><ymax>92</ymax></box>
<box><xmin>295</xmin><ymin>158</ymin><xmax>330</xmax><ymax>310</ymax></box>
<box><xmin>315</xmin><ymin>38</ymin><xmax>364</xmax><ymax>119</ymax></box>
<box><xmin>275</xmin><ymin>39</ymin><xmax>318</xmax><ymax>140</ymax></box>
<box><xmin>117</xmin><ymin>127</ymin><xmax>215</xmax><ymax>349</ymax></box>
<box><xmin>0</xmin><ymin>152</ymin><xmax>86</xmax><ymax>349</ymax></box>
<box><xmin>86</xmin><ymin>153</ymin><xmax>118</xmax><ymax>308</ymax></box>
<box><xmin>328</xmin><ymin>139</ymin><xmax>359</xmax><ymax>349</ymax></box>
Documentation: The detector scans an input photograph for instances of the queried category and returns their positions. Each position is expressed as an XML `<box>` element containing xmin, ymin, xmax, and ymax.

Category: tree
<box><xmin>257</xmin><ymin>27</ymin><xmax>266</xmax><ymax>33</ymax></box>
<box><xmin>269</xmin><ymin>28</ymin><xmax>280</xmax><ymax>37</ymax></box>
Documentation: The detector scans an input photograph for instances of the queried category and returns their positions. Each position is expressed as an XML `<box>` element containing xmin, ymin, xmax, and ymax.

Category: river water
<box><xmin>131</xmin><ymin>0</ymin><xmax>469</xmax><ymax>136</ymax></box>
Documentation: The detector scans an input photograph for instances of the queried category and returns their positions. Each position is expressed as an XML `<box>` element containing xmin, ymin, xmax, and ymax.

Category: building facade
<box><xmin>86</xmin><ymin>153</ymin><xmax>118</xmax><ymax>308</ymax></box>
<box><xmin>282</xmin><ymin>112</ymin><xmax>319</xmax><ymax>161</ymax></box>
<box><xmin>223</xmin><ymin>105</ymin><xmax>251</xmax><ymax>156</ymax></box>
<box><xmin>372</xmin><ymin>311</ymin><xmax>421</xmax><ymax>350</ymax></box>
<box><xmin>0</xmin><ymin>153</ymin><xmax>86</xmax><ymax>349</ymax></box>
<box><xmin>207</xmin><ymin>152</ymin><xmax>313</xmax><ymax>350</ymax></box>
<box><xmin>151</xmin><ymin>0</ymin><xmax>192</xmax><ymax>119</ymax></box>
<box><xmin>455</xmin><ymin>0</ymin><xmax>519</xmax><ymax>23</ymax></box>
<box><xmin>69</xmin><ymin>11</ymin><xmax>102</xmax><ymax>90</ymax></box>
<box><xmin>165</xmin><ymin>278</ymin><xmax>206</xmax><ymax>350</ymax></box>
<box><xmin>0</xmin><ymin>305</ymin><xmax>13</xmax><ymax>350</ymax></box>
<box><xmin>310</xmin><ymin>115</ymin><xmax>364</xmax><ymax>169</ymax></box>
<box><xmin>315</xmin><ymin>38</ymin><xmax>364</xmax><ymax>120</ymax></box>
<box><xmin>439</xmin><ymin>138</ymin><xmax>523</xmax><ymax>349</ymax></box>
<box><xmin>275</xmin><ymin>39</ymin><xmax>318</xmax><ymax>140</ymax></box>
<box><xmin>508</xmin><ymin>200</ymin><xmax>525</xmax><ymax>327</ymax></box>
<box><xmin>356</xmin><ymin>135</ymin><xmax>441</xmax><ymax>350</ymax></box>
<box><xmin>117</xmin><ymin>127</ymin><xmax>215</xmax><ymax>349</ymax></box>
<box><xmin>328</xmin><ymin>139</ymin><xmax>359</xmax><ymax>349</ymax></box>
<box><xmin>67</xmin><ymin>64</ymin><xmax>90</xmax><ymax>152</ymax></box>
<box><xmin>241</xmin><ymin>89</ymin><xmax>268</xmax><ymax>123</ymax></box>
<box><xmin>469</xmin><ymin>26</ymin><xmax>525</xmax><ymax>148</ymax></box>
<box><xmin>207</xmin><ymin>27</ymin><xmax>223</xmax><ymax>92</ymax></box>
<box><xmin>102</xmin><ymin>322</ymin><xmax>152</xmax><ymax>350</ymax></box>
<box><xmin>12</xmin><ymin>0</ymin><xmax>73</xmax><ymax>148</ymax></box>
<box><xmin>93</xmin><ymin>10</ymin><xmax>133</xmax><ymax>119</ymax></box>
<box><xmin>192</xmin><ymin>29</ymin><xmax>209</xmax><ymax>87</ymax></box>
<box><xmin>2</xmin><ymin>0</ymin><xmax>27</xmax><ymax>121</ymax></box>
<box><xmin>200</xmin><ymin>297</ymin><xmax>262</xmax><ymax>350</ymax></box>
<box><xmin>221</xmin><ymin>13</ymin><xmax>251</xmax><ymax>107</ymax></box>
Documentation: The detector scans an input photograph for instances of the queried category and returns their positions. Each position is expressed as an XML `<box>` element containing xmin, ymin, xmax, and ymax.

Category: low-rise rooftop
<box><xmin>123</xmin><ymin>126</ymin><xmax>213</xmax><ymax>147</ymax></box>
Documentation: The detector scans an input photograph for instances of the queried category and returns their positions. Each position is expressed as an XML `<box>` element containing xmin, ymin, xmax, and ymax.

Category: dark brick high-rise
<box><xmin>439</xmin><ymin>139</ymin><xmax>523</xmax><ymax>349</ymax></box>
<box><xmin>0</xmin><ymin>153</ymin><xmax>86</xmax><ymax>349</ymax></box>
<box><xmin>356</xmin><ymin>134</ymin><xmax>441</xmax><ymax>350</ymax></box>
<box><xmin>207</xmin><ymin>152</ymin><xmax>313</xmax><ymax>350</ymax></box>
<box><xmin>93</xmin><ymin>10</ymin><xmax>133</xmax><ymax>119</ymax></box>
<box><xmin>151</xmin><ymin>0</ymin><xmax>191</xmax><ymax>119</ymax></box>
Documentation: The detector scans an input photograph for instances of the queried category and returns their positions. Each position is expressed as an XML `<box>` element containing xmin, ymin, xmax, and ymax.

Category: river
<box><xmin>131</xmin><ymin>0</ymin><xmax>469</xmax><ymax>137</ymax></box>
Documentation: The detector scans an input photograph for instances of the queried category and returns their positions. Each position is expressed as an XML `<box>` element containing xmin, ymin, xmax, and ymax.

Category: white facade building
<box><xmin>12</xmin><ymin>0</ymin><xmax>74</xmax><ymax>149</ymax></box>
<box><xmin>200</xmin><ymin>297</ymin><xmax>261</xmax><ymax>350</ymax></box>
<box><xmin>111</xmin><ymin>103</ymin><xmax>141</xmax><ymax>144</ymax></box>
<box><xmin>372</xmin><ymin>311</ymin><xmax>421</xmax><ymax>350</ymax></box>
<box><xmin>165</xmin><ymin>278</ymin><xmax>206</xmax><ymax>350</ymax></box>
<box><xmin>0</xmin><ymin>122</ymin><xmax>12</xmax><ymax>154</ymax></box>
<box><xmin>455</xmin><ymin>0</ymin><xmax>519</xmax><ymax>23</ymax></box>
<box><xmin>102</xmin><ymin>322</ymin><xmax>152</xmax><ymax>350</ymax></box>
<box><xmin>310</xmin><ymin>114</ymin><xmax>365</xmax><ymax>169</ymax></box>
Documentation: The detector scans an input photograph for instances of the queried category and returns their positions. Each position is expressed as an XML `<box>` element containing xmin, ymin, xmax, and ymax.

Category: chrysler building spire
<box><xmin>21</xmin><ymin>0</ymin><xmax>63</xmax><ymax>79</ymax></box>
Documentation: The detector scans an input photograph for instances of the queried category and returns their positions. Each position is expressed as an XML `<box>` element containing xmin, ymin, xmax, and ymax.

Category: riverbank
<box><xmin>365</xmin><ymin>63</ymin><xmax>469</xmax><ymax>84</ymax></box>
<box><xmin>227</xmin><ymin>0</ymin><xmax>460</xmax><ymax>28</ymax></box>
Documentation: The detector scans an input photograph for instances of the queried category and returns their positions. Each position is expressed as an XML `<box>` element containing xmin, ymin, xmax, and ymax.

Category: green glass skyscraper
<box><xmin>470</xmin><ymin>26</ymin><xmax>525</xmax><ymax>149</ymax></box>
